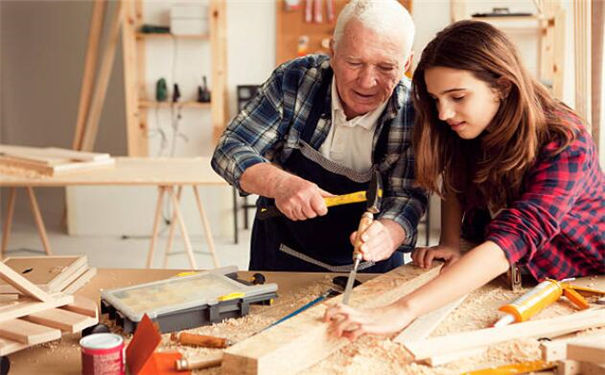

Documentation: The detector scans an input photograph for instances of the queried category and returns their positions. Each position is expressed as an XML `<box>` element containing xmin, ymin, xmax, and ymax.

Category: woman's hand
<box><xmin>323</xmin><ymin>302</ymin><xmax>415</xmax><ymax>341</ymax></box>
<box><xmin>411</xmin><ymin>245</ymin><xmax>461</xmax><ymax>270</ymax></box>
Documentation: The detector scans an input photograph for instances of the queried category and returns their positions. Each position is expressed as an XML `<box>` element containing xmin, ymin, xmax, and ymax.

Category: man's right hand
<box><xmin>240</xmin><ymin>163</ymin><xmax>332</xmax><ymax>221</ymax></box>
<box><xmin>273</xmin><ymin>174</ymin><xmax>331</xmax><ymax>221</ymax></box>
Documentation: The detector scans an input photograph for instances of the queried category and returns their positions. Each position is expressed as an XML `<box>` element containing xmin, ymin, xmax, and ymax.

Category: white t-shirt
<box><xmin>318</xmin><ymin>76</ymin><xmax>388</xmax><ymax>173</ymax></box>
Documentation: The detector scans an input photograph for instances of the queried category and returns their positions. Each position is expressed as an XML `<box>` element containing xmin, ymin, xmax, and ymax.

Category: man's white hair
<box><xmin>332</xmin><ymin>0</ymin><xmax>415</xmax><ymax>61</ymax></box>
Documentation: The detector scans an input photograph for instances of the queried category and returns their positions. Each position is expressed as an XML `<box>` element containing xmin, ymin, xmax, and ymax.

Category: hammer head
<box><xmin>366</xmin><ymin>170</ymin><xmax>383</xmax><ymax>214</ymax></box>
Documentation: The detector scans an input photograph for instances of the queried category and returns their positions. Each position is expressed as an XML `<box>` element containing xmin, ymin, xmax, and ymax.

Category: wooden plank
<box><xmin>541</xmin><ymin>333</ymin><xmax>605</xmax><ymax>361</ymax></box>
<box><xmin>0</xmin><ymin>319</ymin><xmax>61</xmax><ymax>344</ymax></box>
<box><xmin>222</xmin><ymin>264</ymin><xmax>442</xmax><ymax>375</ymax></box>
<box><xmin>72</xmin><ymin>0</ymin><xmax>106</xmax><ymax>151</ymax></box>
<box><xmin>61</xmin><ymin>267</ymin><xmax>97</xmax><ymax>295</ymax></box>
<box><xmin>80</xmin><ymin>0</ymin><xmax>123</xmax><ymax>152</ymax></box>
<box><xmin>0</xmin><ymin>295</ymin><xmax>73</xmax><ymax>323</ymax></box>
<box><xmin>62</xmin><ymin>295</ymin><xmax>99</xmax><ymax>319</ymax></box>
<box><xmin>580</xmin><ymin>361</ymin><xmax>605</xmax><ymax>374</ymax></box>
<box><xmin>567</xmin><ymin>340</ymin><xmax>605</xmax><ymax>364</ymax></box>
<box><xmin>0</xmin><ymin>256</ymin><xmax>87</xmax><ymax>293</ymax></box>
<box><xmin>393</xmin><ymin>294</ymin><xmax>467</xmax><ymax>343</ymax></box>
<box><xmin>404</xmin><ymin>309</ymin><xmax>605</xmax><ymax>362</ymax></box>
<box><xmin>0</xmin><ymin>261</ymin><xmax>53</xmax><ymax>302</ymax></box>
<box><xmin>0</xmin><ymin>155</ymin><xmax>115</xmax><ymax>176</ymax></box>
<box><xmin>0</xmin><ymin>336</ymin><xmax>28</xmax><ymax>356</ymax></box>
<box><xmin>46</xmin><ymin>148</ymin><xmax>110</xmax><ymax>162</ymax></box>
<box><xmin>24</xmin><ymin>308</ymin><xmax>97</xmax><ymax>334</ymax></box>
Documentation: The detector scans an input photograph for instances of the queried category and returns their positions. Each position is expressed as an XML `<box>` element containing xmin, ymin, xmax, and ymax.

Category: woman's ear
<box><xmin>495</xmin><ymin>78</ymin><xmax>512</xmax><ymax>100</ymax></box>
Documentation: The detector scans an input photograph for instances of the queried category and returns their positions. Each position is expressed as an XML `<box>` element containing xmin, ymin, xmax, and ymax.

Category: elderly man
<box><xmin>212</xmin><ymin>0</ymin><xmax>426</xmax><ymax>272</ymax></box>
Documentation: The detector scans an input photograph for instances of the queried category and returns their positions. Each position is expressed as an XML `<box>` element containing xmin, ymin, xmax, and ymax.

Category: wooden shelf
<box><xmin>138</xmin><ymin>100</ymin><xmax>211</xmax><ymax>109</ymax></box>
<box><xmin>135</xmin><ymin>32</ymin><xmax>210</xmax><ymax>40</ymax></box>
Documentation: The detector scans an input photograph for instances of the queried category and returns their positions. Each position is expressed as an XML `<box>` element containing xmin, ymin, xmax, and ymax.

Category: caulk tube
<box><xmin>494</xmin><ymin>279</ymin><xmax>563</xmax><ymax>327</ymax></box>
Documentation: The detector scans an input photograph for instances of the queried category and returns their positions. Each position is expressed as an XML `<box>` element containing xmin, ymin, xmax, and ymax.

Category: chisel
<box><xmin>342</xmin><ymin>171</ymin><xmax>382</xmax><ymax>305</ymax></box>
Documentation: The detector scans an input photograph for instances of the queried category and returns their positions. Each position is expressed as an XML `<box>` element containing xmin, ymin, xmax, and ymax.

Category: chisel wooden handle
<box><xmin>353</xmin><ymin>212</ymin><xmax>373</xmax><ymax>259</ymax></box>
<box><xmin>175</xmin><ymin>352</ymin><xmax>223</xmax><ymax>371</ymax></box>
<box><xmin>171</xmin><ymin>332</ymin><xmax>231</xmax><ymax>348</ymax></box>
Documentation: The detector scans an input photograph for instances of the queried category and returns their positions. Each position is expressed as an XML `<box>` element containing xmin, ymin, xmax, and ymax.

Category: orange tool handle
<box><xmin>562</xmin><ymin>287</ymin><xmax>590</xmax><ymax>310</ymax></box>
<box><xmin>353</xmin><ymin>212</ymin><xmax>373</xmax><ymax>259</ymax></box>
<box><xmin>171</xmin><ymin>332</ymin><xmax>231</xmax><ymax>348</ymax></box>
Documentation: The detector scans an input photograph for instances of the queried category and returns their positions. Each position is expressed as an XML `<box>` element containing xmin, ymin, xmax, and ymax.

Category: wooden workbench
<box><xmin>6</xmin><ymin>267</ymin><xmax>604</xmax><ymax>374</ymax></box>
<box><xmin>0</xmin><ymin>157</ymin><xmax>228</xmax><ymax>269</ymax></box>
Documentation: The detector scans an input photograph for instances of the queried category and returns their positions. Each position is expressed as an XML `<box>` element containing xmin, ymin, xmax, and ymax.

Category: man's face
<box><xmin>330</xmin><ymin>20</ymin><xmax>409</xmax><ymax>119</ymax></box>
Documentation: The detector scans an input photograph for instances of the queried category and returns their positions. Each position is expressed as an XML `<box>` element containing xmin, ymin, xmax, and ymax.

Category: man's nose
<box><xmin>357</xmin><ymin>66</ymin><xmax>378</xmax><ymax>88</ymax></box>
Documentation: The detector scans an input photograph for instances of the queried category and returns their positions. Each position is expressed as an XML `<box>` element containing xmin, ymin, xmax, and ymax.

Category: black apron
<box><xmin>250</xmin><ymin>71</ymin><xmax>403</xmax><ymax>272</ymax></box>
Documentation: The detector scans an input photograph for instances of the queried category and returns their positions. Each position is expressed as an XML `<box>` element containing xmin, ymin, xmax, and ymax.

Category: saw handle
<box><xmin>353</xmin><ymin>212</ymin><xmax>373</xmax><ymax>259</ymax></box>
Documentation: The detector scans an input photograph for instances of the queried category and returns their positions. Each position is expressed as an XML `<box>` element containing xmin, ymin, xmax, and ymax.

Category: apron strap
<box><xmin>301</xmin><ymin>69</ymin><xmax>333</xmax><ymax>143</ymax></box>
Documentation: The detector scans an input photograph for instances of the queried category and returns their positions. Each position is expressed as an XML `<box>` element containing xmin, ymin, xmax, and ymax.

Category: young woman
<box><xmin>324</xmin><ymin>20</ymin><xmax>604</xmax><ymax>340</ymax></box>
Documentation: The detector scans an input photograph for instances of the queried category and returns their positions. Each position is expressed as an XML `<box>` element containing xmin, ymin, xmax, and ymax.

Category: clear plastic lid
<box><xmin>100</xmin><ymin>266</ymin><xmax>277</xmax><ymax>321</ymax></box>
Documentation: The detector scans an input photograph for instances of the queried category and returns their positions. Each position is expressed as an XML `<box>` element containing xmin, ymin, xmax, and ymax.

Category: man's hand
<box><xmin>273</xmin><ymin>174</ymin><xmax>333</xmax><ymax>221</ymax></box>
<box><xmin>411</xmin><ymin>245</ymin><xmax>461</xmax><ymax>270</ymax></box>
<box><xmin>240</xmin><ymin>163</ymin><xmax>333</xmax><ymax>221</ymax></box>
<box><xmin>350</xmin><ymin>219</ymin><xmax>405</xmax><ymax>262</ymax></box>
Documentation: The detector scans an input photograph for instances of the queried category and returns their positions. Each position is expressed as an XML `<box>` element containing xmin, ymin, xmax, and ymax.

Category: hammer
<box><xmin>257</xmin><ymin>187</ymin><xmax>372</xmax><ymax>220</ymax></box>
<box><xmin>342</xmin><ymin>170</ymin><xmax>383</xmax><ymax>305</ymax></box>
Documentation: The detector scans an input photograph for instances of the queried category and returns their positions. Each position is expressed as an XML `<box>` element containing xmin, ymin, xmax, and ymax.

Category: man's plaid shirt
<box><xmin>212</xmin><ymin>55</ymin><xmax>427</xmax><ymax>251</ymax></box>
<box><xmin>487</xmin><ymin>115</ymin><xmax>605</xmax><ymax>280</ymax></box>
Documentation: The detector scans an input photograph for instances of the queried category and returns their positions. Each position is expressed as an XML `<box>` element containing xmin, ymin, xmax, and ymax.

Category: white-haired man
<box><xmin>212</xmin><ymin>0</ymin><xmax>426</xmax><ymax>272</ymax></box>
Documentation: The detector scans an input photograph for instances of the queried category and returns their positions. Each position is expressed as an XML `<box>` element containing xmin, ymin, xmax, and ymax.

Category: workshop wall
<box><xmin>0</xmin><ymin>0</ymin><xmax>583</xmax><ymax>241</ymax></box>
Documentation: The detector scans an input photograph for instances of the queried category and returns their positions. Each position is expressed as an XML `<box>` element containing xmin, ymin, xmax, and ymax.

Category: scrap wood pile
<box><xmin>156</xmin><ymin>264</ymin><xmax>605</xmax><ymax>374</ymax></box>
<box><xmin>0</xmin><ymin>256</ymin><xmax>98</xmax><ymax>357</ymax></box>
<box><xmin>0</xmin><ymin>144</ymin><xmax>114</xmax><ymax>177</ymax></box>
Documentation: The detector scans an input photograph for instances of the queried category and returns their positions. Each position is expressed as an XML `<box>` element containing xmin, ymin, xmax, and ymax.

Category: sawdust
<box><xmin>134</xmin><ymin>274</ymin><xmax>597</xmax><ymax>374</ymax></box>
<box><xmin>0</xmin><ymin>164</ymin><xmax>48</xmax><ymax>178</ymax></box>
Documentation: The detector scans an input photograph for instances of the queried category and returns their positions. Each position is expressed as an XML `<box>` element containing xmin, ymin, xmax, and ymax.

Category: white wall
<box><xmin>0</xmin><ymin>0</ymin><xmax>591</xmax><ymax>241</ymax></box>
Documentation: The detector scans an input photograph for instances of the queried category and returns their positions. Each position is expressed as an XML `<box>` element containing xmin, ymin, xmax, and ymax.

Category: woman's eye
<box><xmin>452</xmin><ymin>96</ymin><xmax>465</xmax><ymax>102</ymax></box>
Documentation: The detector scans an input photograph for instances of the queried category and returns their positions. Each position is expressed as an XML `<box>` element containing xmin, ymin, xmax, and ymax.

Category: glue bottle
<box><xmin>494</xmin><ymin>279</ymin><xmax>563</xmax><ymax>327</ymax></box>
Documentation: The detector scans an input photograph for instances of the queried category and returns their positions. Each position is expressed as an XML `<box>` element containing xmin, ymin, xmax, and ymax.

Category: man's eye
<box><xmin>379</xmin><ymin>66</ymin><xmax>394</xmax><ymax>72</ymax></box>
<box><xmin>348</xmin><ymin>62</ymin><xmax>361</xmax><ymax>66</ymax></box>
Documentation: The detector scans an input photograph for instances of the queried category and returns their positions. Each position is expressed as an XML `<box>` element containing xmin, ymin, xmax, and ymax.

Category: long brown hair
<box><xmin>412</xmin><ymin>20</ymin><xmax>578</xmax><ymax>210</ymax></box>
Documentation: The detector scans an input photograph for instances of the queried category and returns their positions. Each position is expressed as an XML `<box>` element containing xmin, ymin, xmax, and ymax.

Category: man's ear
<box><xmin>329</xmin><ymin>38</ymin><xmax>335</xmax><ymax>59</ymax></box>
<box><xmin>403</xmin><ymin>52</ymin><xmax>413</xmax><ymax>78</ymax></box>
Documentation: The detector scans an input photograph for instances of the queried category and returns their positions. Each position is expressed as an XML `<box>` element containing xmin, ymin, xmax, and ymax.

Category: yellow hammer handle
<box><xmin>353</xmin><ymin>212</ymin><xmax>373</xmax><ymax>259</ymax></box>
<box><xmin>324</xmin><ymin>191</ymin><xmax>366</xmax><ymax>208</ymax></box>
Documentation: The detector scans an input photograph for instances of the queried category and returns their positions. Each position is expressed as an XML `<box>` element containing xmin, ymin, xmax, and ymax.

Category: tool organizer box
<box><xmin>100</xmin><ymin>266</ymin><xmax>278</xmax><ymax>334</ymax></box>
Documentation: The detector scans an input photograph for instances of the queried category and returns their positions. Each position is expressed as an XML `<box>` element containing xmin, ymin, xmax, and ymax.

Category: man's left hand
<box><xmin>349</xmin><ymin>219</ymin><xmax>405</xmax><ymax>262</ymax></box>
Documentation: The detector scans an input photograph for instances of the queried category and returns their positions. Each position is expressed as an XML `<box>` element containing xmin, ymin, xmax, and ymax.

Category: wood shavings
<box><xmin>0</xmin><ymin>164</ymin><xmax>47</xmax><ymax>178</ymax></box>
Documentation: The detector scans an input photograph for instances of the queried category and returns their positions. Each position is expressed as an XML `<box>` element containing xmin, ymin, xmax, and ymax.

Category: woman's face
<box><xmin>424</xmin><ymin>67</ymin><xmax>502</xmax><ymax>140</ymax></box>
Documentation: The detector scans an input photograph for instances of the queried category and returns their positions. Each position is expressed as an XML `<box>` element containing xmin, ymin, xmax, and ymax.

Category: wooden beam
<box><xmin>0</xmin><ymin>319</ymin><xmax>61</xmax><ymax>345</ymax></box>
<box><xmin>541</xmin><ymin>333</ymin><xmax>605</xmax><ymax>361</ymax></box>
<box><xmin>24</xmin><ymin>308</ymin><xmax>97</xmax><ymax>334</ymax></box>
<box><xmin>80</xmin><ymin>0</ymin><xmax>123</xmax><ymax>152</ymax></box>
<box><xmin>62</xmin><ymin>295</ymin><xmax>99</xmax><ymax>319</ymax></box>
<box><xmin>393</xmin><ymin>294</ymin><xmax>466</xmax><ymax>343</ymax></box>
<box><xmin>0</xmin><ymin>262</ymin><xmax>53</xmax><ymax>302</ymax></box>
<box><xmin>405</xmin><ymin>309</ymin><xmax>605</xmax><ymax>362</ymax></box>
<box><xmin>0</xmin><ymin>295</ymin><xmax>73</xmax><ymax>324</ymax></box>
<box><xmin>567</xmin><ymin>340</ymin><xmax>605</xmax><ymax>364</ymax></box>
<box><xmin>222</xmin><ymin>264</ymin><xmax>442</xmax><ymax>375</ymax></box>
<box><xmin>72</xmin><ymin>0</ymin><xmax>106</xmax><ymax>151</ymax></box>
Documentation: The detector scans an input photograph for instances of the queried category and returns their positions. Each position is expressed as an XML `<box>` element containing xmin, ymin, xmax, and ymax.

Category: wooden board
<box><xmin>405</xmin><ymin>308</ymin><xmax>605</xmax><ymax>362</ymax></box>
<box><xmin>24</xmin><ymin>308</ymin><xmax>97</xmax><ymax>333</ymax></box>
<box><xmin>541</xmin><ymin>332</ymin><xmax>605</xmax><ymax>361</ymax></box>
<box><xmin>0</xmin><ymin>295</ymin><xmax>73</xmax><ymax>324</ymax></box>
<box><xmin>393</xmin><ymin>294</ymin><xmax>467</xmax><ymax>343</ymax></box>
<box><xmin>0</xmin><ymin>262</ymin><xmax>53</xmax><ymax>302</ymax></box>
<box><xmin>0</xmin><ymin>319</ymin><xmax>61</xmax><ymax>345</ymax></box>
<box><xmin>567</xmin><ymin>340</ymin><xmax>605</xmax><ymax>364</ymax></box>
<box><xmin>0</xmin><ymin>155</ymin><xmax>115</xmax><ymax>176</ymax></box>
<box><xmin>61</xmin><ymin>267</ymin><xmax>97</xmax><ymax>295</ymax></box>
<box><xmin>222</xmin><ymin>264</ymin><xmax>442</xmax><ymax>375</ymax></box>
<box><xmin>0</xmin><ymin>256</ymin><xmax>87</xmax><ymax>294</ymax></box>
<box><xmin>62</xmin><ymin>295</ymin><xmax>99</xmax><ymax>319</ymax></box>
